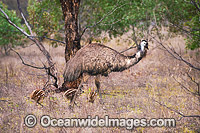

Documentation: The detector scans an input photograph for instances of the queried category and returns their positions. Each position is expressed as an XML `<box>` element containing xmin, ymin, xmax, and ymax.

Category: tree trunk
<box><xmin>60</xmin><ymin>0</ymin><xmax>81</xmax><ymax>63</ymax></box>
<box><xmin>59</xmin><ymin>0</ymin><xmax>82</xmax><ymax>92</ymax></box>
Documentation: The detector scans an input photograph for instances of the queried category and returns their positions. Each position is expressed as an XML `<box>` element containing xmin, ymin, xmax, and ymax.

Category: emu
<box><xmin>63</xmin><ymin>40</ymin><xmax>148</xmax><ymax>107</ymax></box>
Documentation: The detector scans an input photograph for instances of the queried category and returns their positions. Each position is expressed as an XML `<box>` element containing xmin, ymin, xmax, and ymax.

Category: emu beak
<box><xmin>145</xmin><ymin>43</ymin><xmax>149</xmax><ymax>50</ymax></box>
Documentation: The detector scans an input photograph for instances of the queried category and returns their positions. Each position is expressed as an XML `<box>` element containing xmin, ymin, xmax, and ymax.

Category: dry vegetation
<box><xmin>0</xmin><ymin>32</ymin><xmax>199</xmax><ymax>132</ymax></box>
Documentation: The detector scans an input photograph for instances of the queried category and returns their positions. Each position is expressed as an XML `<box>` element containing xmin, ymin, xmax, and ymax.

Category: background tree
<box><xmin>27</xmin><ymin>0</ymin><xmax>64</xmax><ymax>46</ymax></box>
<box><xmin>59</xmin><ymin>0</ymin><xmax>81</xmax><ymax>62</ymax></box>
<box><xmin>79</xmin><ymin>0</ymin><xmax>199</xmax><ymax>50</ymax></box>
<box><xmin>26</xmin><ymin>0</ymin><xmax>199</xmax><ymax>50</ymax></box>
<box><xmin>0</xmin><ymin>2</ymin><xmax>24</xmax><ymax>55</ymax></box>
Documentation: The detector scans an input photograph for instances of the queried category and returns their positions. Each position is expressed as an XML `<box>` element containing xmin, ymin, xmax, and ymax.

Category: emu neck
<box><xmin>125</xmin><ymin>49</ymin><xmax>145</xmax><ymax>68</ymax></box>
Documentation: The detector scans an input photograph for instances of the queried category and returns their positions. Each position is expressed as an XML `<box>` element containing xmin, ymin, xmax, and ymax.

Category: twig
<box><xmin>43</xmin><ymin>36</ymin><xmax>65</xmax><ymax>44</ymax></box>
<box><xmin>44</xmin><ymin>63</ymin><xmax>58</xmax><ymax>88</ymax></box>
<box><xmin>12</xmin><ymin>47</ymin><xmax>58</xmax><ymax>89</ymax></box>
<box><xmin>0</xmin><ymin>27</ymin><xmax>21</xmax><ymax>32</ymax></box>
<box><xmin>132</xmin><ymin>25</ymin><xmax>139</xmax><ymax>46</ymax></box>
<box><xmin>100</xmin><ymin>17</ymin><xmax>124</xmax><ymax>26</ymax></box>
<box><xmin>0</xmin><ymin>24</ymin><xmax>65</xmax><ymax>44</ymax></box>
<box><xmin>28</xmin><ymin>35</ymin><xmax>66</xmax><ymax>44</ymax></box>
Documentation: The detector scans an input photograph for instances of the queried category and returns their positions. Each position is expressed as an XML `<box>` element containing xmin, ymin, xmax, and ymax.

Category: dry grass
<box><xmin>0</xmin><ymin>34</ymin><xmax>199</xmax><ymax>132</ymax></box>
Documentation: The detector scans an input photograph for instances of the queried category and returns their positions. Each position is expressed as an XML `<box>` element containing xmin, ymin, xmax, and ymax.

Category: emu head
<box><xmin>136</xmin><ymin>40</ymin><xmax>148</xmax><ymax>57</ymax></box>
<box><xmin>140</xmin><ymin>40</ymin><xmax>148</xmax><ymax>51</ymax></box>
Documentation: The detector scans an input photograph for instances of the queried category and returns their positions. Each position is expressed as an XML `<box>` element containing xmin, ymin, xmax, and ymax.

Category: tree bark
<box><xmin>60</xmin><ymin>0</ymin><xmax>81</xmax><ymax>63</ymax></box>
<box><xmin>59</xmin><ymin>0</ymin><xmax>82</xmax><ymax>92</ymax></box>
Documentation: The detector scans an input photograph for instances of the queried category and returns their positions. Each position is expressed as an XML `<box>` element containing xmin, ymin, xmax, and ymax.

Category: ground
<box><xmin>0</xmin><ymin>33</ymin><xmax>199</xmax><ymax>132</ymax></box>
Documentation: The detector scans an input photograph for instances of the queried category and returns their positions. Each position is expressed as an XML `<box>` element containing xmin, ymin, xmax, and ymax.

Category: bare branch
<box><xmin>0</xmin><ymin>7</ymin><xmax>31</xmax><ymax>38</ymax></box>
<box><xmin>44</xmin><ymin>63</ymin><xmax>58</xmax><ymax>88</ymax></box>
<box><xmin>11</xmin><ymin>49</ymin><xmax>46</xmax><ymax>70</ymax></box>
<box><xmin>0</xmin><ymin>25</ymin><xmax>65</xmax><ymax>44</ymax></box>
<box><xmin>149</xmin><ymin>34</ymin><xmax>200</xmax><ymax>71</ymax></box>
<box><xmin>100</xmin><ymin>17</ymin><xmax>125</xmax><ymax>26</ymax></box>
<box><xmin>12</xmin><ymin>47</ymin><xmax>58</xmax><ymax>89</ymax></box>
<box><xmin>20</xmin><ymin>69</ymin><xmax>47</xmax><ymax>77</ymax></box>
<box><xmin>17</xmin><ymin>0</ymin><xmax>33</xmax><ymax>36</ymax></box>
<box><xmin>152</xmin><ymin>98</ymin><xmax>200</xmax><ymax>120</ymax></box>
<box><xmin>170</xmin><ymin>22</ymin><xmax>200</xmax><ymax>38</ymax></box>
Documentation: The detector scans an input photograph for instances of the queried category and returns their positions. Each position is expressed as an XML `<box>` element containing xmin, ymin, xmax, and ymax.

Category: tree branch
<box><xmin>170</xmin><ymin>22</ymin><xmax>200</xmax><ymax>38</ymax></box>
<box><xmin>20</xmin><ymin>69</ymin><xmax>47</xmax><ymax>77</ymax></box>
<box><xmin>80</xmin><ymin>3</ymin><xmax>128</xmax><ymax>39</ymax></box>
<box><xmin>12</xmin><ymin>48</ymin><xmax>58</xmax><ymax>89</ymax></box>
<box><xmin>43</xmin><ymin>36</ymin><xmax>65</xmax><ymax>44</ymax></box>
<box><xmin>11</xmin><ymin>49</ymin><xmax>46</xmax><ymax>70</ymax></box>
<box><xmin>17</xmin><ymin>0</ymin><xmax>33</xmax><ymax>36</ymax></box>
<box><xmin>0</xmin><ymin>8</ymin><xmax>31</xmax><ymax>38</ymax></box>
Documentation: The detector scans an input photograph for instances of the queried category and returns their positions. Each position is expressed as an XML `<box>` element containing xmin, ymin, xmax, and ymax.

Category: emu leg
<box><xmin>69</xmin><ymin>81</ymin><xmax>83</xmax><ymax>109</ymax></box>
<box><xmin>95</xmin><ymin>75</ymin><xmax>103</xmax><ymax>104</ymax></box>
<box><xmin>69</xmin><ymin>74</ymin><xmax>90</xmax><ymax>109</ymax></box>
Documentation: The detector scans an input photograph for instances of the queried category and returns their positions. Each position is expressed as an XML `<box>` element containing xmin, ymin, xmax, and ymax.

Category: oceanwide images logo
<box><xmin>24</xmin><ymin>114</ymin><xmax>176</xmax><ymax>129</ymax></box>
<box><xmin>24</xmin><ymin>114</ymin><xmax>37</xmax><ymax>128</ymax></box>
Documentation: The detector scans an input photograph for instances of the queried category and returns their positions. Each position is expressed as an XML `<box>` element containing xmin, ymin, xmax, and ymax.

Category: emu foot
<box><xmin>88</xmin><ymin>91</ymin><xmax>97</xmax><ymax>103</ymax></box>
<box><xmin>68</xmin><ymin>104</ymin><xmax>74</xmax><ymax>112</ymax></box>
<box><xmin>64</xmin><ymin>88</ymin><xmax>84</xmax><ymax>110</ymax></box>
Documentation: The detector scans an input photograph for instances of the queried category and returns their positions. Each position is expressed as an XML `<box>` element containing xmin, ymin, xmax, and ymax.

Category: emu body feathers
<box><xmin>64</xmin><ymin>43</ymin><xmax>146</xmax><ymax>82</ymax></box>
